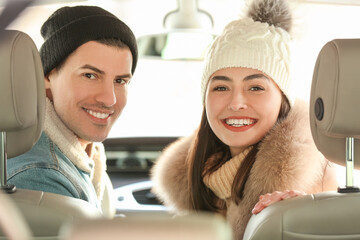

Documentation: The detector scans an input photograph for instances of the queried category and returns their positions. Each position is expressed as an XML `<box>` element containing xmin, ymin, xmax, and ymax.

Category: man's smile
<box><xmin>83</xmin><ymin>108</ymin><xmax>113</xmax><ymax>120</ymax></box>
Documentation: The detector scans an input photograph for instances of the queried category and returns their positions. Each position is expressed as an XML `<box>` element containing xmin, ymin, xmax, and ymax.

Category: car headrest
<box><xmin>310</xmin><ymin>39</ymin><xmax>360</xmax><ymax>168</ymax></box>
<box><xmin>0</xmin><ymin>30</ymin><xmax>45</xmax><ymax>158</ymax></box>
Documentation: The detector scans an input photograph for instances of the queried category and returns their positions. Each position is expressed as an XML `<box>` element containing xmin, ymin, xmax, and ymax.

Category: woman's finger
<box><xmin>251</xmin><ymin>190</ymin><xmax>306</xmax><ymax>214</ymax></box>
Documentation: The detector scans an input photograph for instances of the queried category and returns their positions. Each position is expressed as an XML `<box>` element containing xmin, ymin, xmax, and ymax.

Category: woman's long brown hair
<box><xmin>187</xmin><ymin>94</ymin><xmax>291</xmax><ymax>211</ymax></box>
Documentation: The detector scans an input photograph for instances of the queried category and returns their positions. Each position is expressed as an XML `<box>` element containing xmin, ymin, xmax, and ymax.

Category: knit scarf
<box><xmin>44</xmin><ymin>97</ymin><xmax>107</xmax><ymax>201</ymax></box>
<box><xmin>203</xmin><ymin>147</ymin><xmax>252</xmax><ymax>200</ymax></box>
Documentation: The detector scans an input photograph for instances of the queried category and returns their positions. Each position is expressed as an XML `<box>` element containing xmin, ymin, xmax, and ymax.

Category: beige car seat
<box><xmin>243</xmin><ymin>39</ymin><xmax>360</xmax><ymax>240</ymax></box>
<box><xmin>0</xmin><ymin>30</ymin><xmax>104</xmax><ymax>240</ymax></box>
<box><xmin>61</xmin><ymin>211</ymin><xmax>233</xmax><ymax>240</ymax></box>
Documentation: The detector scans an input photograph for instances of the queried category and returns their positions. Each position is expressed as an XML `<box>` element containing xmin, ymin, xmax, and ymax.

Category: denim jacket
<box><xmin>7</xmin><ymin>132</ymin><xmax>100</xmax><ymax>209</ymax></box>
<box><xmin>7</xmin><ymin>98</ymin><xmax>107</xmax><ymax>209</ymax></box>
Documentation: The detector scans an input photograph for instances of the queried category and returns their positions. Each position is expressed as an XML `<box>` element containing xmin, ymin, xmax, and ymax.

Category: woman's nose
<box><xmin>228</xmin><ymin>93</ymin><xmax>247</xmax><ymax>111</ymax></box>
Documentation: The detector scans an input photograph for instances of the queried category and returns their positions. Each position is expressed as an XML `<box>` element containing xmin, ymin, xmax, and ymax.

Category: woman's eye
<box><xmin>213</xmin><ymin>86</ymin><xmax>227</xmax><ymax>91</ymax></box>
<box><xmin>249</xmin><ymin>86</ymin><xmax>264</xmax><ymax>91</ymax></box>
<box><xmin>84</xmin><ymin>73</ymin><xmax>96</xmax><ymax>79</ymax></box>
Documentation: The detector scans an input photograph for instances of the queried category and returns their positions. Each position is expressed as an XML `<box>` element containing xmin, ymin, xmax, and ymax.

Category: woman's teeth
<box><xmin>225</xmin><ymin>118</ymin><xmax>255</xmax><ymax>127</ymax></box>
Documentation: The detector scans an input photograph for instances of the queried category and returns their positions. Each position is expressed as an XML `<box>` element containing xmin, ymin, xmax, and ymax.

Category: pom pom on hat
<box><xmin>201</xmin><ymin>0</ymin><xmax>294</xmax><ymax>106</ymax></box>
<box><xmin>39</xmin><ymin>6</ymin><xmax>138</xmax><ymax>76</ymax></box>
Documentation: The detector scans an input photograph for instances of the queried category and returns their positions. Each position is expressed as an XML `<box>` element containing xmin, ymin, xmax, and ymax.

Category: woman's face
<box><xmin>205</xmin><ymin>67</ymin><xmax>282</xmax><ymax>156</ymax></box>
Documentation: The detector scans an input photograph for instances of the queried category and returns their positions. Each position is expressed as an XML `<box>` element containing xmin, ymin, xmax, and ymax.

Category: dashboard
<box><xmin>103</xmin><ymin>137</ymin><xmax>178</xmax><ymax>213</ymax></box>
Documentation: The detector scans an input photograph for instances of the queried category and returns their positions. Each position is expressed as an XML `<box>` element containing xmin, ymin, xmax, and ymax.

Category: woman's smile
<box><xmin>222</xmin><ymin>117</ymin><xmax>257</xmax><ymax>132</ymax></box>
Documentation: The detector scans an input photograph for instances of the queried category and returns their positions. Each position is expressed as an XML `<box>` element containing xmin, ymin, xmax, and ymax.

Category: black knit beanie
<box><xmin>39</xmin><ymin>6</ymin><xmax>138</xmax><ymax>76</ymax></box>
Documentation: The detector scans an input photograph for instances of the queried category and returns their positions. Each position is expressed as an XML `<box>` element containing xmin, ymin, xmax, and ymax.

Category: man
<box><xmin>7</xmin><ymin>5</ymin><xmax>138</xmax><ymax>210</ymax></box>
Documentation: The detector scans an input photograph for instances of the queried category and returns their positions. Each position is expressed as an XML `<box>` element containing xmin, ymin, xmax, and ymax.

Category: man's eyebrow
<box><xmin>80</xmin><ymin>64</ymin><xmax>105</xmax><ymax>75</ymax></box>
<box><xmin>114</xmin><ymin>73</ymin><xmax>132</xmax><ymax>80</ymax></box>
<box><xmin>243</xmin><ymin>73</ymin><xmax>269</xmax><ymax>81</ymax></box>
<box><xmin>80</xmin><ymin>64</ymin><xmax>132</xmax><ymax>79</ymax></box>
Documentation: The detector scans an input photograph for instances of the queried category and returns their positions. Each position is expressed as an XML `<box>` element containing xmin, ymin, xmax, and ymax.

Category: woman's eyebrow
<box><xmin>243</xmin><ymin>74</ymin><xmax>269</xmax><ymax>81</ymax></box>
<box><xmin>210</xmin><ymin>73</ymin><xmax>270</xmax><ymax>82</ymax></box>
<box><xmin>210</xmin><ymin>75</ymin><xmax>231</xmax><ymax>81</ymax></box>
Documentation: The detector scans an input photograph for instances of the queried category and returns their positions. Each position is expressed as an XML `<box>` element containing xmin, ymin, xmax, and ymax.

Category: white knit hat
<box><xmin>201</xmin><ymin>0</ymin><xmax>294</xmax><ymax>106</ymax></box>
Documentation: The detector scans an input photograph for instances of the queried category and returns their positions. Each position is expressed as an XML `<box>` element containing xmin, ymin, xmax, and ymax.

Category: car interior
<box><xmin>103</xmin><ymin>137</ymin><xmax>177</xmax><ymax>213</ymax></box>
<box><xmin>0</xmin><ymin>12</ymin><xmax>232</xmax><ymax>240</ymax></box>
<box><xmin>243</xmin><ymin>39</ymin><xmax>360</xmax><ymax>240</ymax></box>
<box><xmin>1</xmin><ymin>0</ymin><xmax>360</xmax><ymax>239</ymax></box>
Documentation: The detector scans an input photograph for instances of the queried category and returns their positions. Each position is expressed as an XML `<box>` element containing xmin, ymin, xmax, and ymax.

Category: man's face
<box><xmin>45</xmin><ymin>41</ymin><xmax>133</xmax><ymax>145</ymax></box>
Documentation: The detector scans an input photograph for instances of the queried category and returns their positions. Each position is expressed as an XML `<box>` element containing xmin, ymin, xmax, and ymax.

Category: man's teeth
<box><xmin>226</xmin><ymin>118</ymin><xmax>255</xmax><ymax>127</ymax></box>
<box><xmin>86</xmin><ymin>109</ymin><xmax>110</xmax><ymax>119</ymax></box>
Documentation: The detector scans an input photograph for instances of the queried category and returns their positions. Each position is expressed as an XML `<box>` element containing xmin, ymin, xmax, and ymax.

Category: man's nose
<box><xmin>95</xmin><ymin>81</ymin><xmax>116</xmax><ymax>107</ymax></box>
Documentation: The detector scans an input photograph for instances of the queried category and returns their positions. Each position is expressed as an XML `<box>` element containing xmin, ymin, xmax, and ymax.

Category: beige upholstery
<box><xmin>0</xmin><ymin>189</ymin><xmax>102</xmax><ymax>240</ymax></box>
<box><xmin>61</xmin><ymin>212</ymin><xmax>233</xmax><ymax>240</ymax></box>
<box><xmin>310</xmin><ymin>39</ymin><xmax>360</xmax><ymax>168</ymax></box>
<box><xmin>0</xmin><ymin>30</ymin><xmax>45</xmax><ymax>158</ymax></box>
<box><xmin>243</xmin><ymin>192</ymin><xmax>360</xmax><ymax>240</ymax></box>
<box><xmin>0</xmin><ymin>192</ymin><xmax>32</xmax><ymax>240</ymax></box>
<box><xmin>243</xmin><ymin>39</ymin><xmax>360</xmax><ymax>240</ymax></box>
<box><xmin>0</xmin><ymin>30</ymin><xmax>102</xmax><ymax>240</ymax></box>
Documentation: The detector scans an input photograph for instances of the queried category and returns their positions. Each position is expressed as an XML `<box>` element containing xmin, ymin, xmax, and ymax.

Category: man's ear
<box><xmin>44</xmin><ymin>75</ymin><xmax>53</xmax><ymax>100</ymax></box>
<box><xmin>44</xmin><ymin>75</ymin><xmax>50</xmax><ymax>87</ymax></box>
<box><xmin>45</xmin><ymin>68</ymin><xmax>58</xmax><ymax>101</ymax></box>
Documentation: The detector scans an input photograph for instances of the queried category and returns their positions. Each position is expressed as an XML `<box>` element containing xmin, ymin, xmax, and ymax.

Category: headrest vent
<box><xmin>315</xmin><ymin>97</ymin><xmax>324</xmax><ymax>121</ymax></box>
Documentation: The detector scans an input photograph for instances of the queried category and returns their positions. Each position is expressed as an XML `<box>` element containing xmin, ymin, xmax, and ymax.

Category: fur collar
<box><xmin>44</xmin><ymin>98</ymin><xmax>107</xmax><ymax>200</ymax></box>
<box><xmin>151</xmin><ymin>100</ymin><xmax>334</xmax><ymax>239</ymax></box>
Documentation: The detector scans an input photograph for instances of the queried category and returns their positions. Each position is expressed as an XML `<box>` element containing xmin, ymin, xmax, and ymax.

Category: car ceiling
<box><xmin>3</xmin><ymin>0</ymin><xmax>360</xmax><ymax>138</ymax></box>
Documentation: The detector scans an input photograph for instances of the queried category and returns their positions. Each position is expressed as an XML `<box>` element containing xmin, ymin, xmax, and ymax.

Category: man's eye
<box><xmin>84</xmin><ymin>73</ymin><xmax>96</xmax><ymax>79</ymax></box>
<box><xmin>115</xmin><ymin>79</ymin><xmax>128</xmax><ymax>85</ymax></box>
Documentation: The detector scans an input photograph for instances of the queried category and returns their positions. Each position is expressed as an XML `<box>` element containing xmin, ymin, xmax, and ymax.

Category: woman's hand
<box><xmin>251</xmin><ymin>190</ymin><xmax>306</xmax><ymax>214</ymax></box>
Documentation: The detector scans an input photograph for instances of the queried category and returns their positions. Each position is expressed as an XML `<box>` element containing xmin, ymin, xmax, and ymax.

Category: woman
<box><xmin>151</xmin><ymin>0</ymin><xmax>338</xmax><ymax>239</ymax></box>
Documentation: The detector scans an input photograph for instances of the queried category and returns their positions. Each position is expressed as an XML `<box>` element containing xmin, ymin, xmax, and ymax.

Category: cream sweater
<box><xmin>44</xmin><ymin>97</ymin><xmax>107</xmax><ymax>200</ymax></box>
